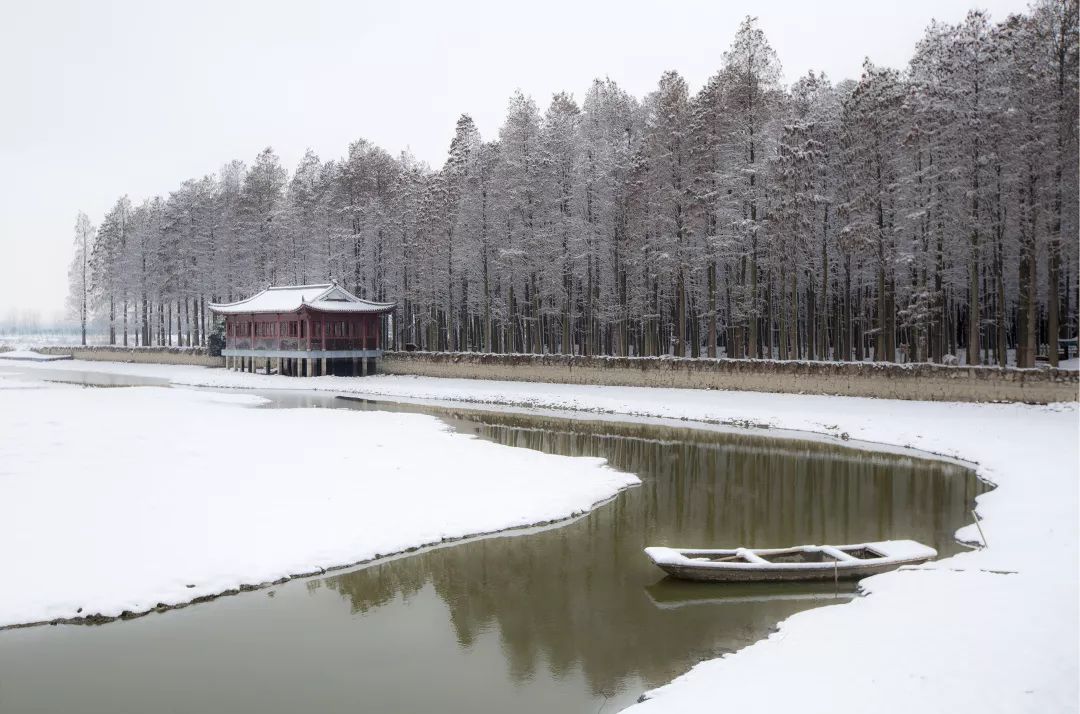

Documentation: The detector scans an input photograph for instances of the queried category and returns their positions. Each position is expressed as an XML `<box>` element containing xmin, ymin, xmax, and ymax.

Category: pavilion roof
<box><xmin>208</xmin><ymin>283</ymin><xmax>394</xmax><ymax>315</ymax></box>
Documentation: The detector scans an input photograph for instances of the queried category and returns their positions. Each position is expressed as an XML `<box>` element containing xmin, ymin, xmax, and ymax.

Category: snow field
<box><xmin>2</xmin><ymin>358</ymin><xmax>1077</xmax><ymax>712</ymax></box>
<box><xmin>0</xmin><ymin>374</ymin><xmax>637</xmax><ymax>628</ymax></box>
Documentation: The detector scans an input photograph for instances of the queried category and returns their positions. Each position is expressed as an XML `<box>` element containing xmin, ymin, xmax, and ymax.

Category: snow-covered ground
<box><xmin>2</xmin><ymin>357</ymin><xmax>1077</xmax><ymax>712</ymax></box>
<box><xmin>0</xmin><ymin>371</ymin><xmax>637</xmax><ymax>629</ymax></box>
<box><xmin>0</xmin><ymin>349</ymin><xmax>71</xmax><ymax>361</ymax></box>
<box><xmin>0</xmin><ymin>331</ymin><xmax>109</xmax><ymax>349</ymax></box>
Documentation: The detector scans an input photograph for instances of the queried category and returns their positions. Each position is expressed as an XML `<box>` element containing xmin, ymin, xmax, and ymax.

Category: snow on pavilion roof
<box><xmin>208</xmin><ymin>283</ymin><xmax>394</xmax><ymax>315</ymax></box>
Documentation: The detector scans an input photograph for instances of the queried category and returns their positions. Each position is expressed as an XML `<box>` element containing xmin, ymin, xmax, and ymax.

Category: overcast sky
<box><xmin>0</xmin><ymin>0</ymin><xmax>1031</xmax><ymax>322</ymax></box>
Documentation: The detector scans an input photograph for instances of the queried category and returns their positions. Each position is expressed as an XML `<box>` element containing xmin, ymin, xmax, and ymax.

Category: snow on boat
<box><xmin>644</xmin><ymin>540</ymin><xmax>936</xmax><ymax>583</ymax></box>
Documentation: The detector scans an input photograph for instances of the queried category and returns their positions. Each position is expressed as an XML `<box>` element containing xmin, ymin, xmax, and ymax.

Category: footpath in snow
<box><xmin>3</xmin><ymin>357</ymin><xmax>1078</xmax><ymax>712</ymax></box>
<box><xmin>0</xmin><ymin>372</ymin><xmax>636</xmax><ymax>629</ymax></box>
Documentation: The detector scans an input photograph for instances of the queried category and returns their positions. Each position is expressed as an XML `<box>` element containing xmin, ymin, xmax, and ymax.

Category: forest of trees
<box><xmin>69</xmin><ymin>2</ymin><xmax>1078</xmax><ymax>366</ymax></box>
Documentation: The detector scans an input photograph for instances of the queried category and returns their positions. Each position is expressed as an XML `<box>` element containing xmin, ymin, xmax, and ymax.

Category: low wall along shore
<box><xmin>36</xmin><ymin>345</ymin><xmax>225</xmax><ymax>368</ymax></box>
<box><xmin>381</xmin><ymin>351</ymin><xmax>1079</xmax><ymax>404</ymax></box>
<box><xmin>19</xmin><ymin>346</ymin><xmax>1077</xmax><ymax>403</ymax></box>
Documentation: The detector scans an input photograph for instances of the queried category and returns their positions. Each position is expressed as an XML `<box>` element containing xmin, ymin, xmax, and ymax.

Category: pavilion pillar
<box><xmin>265</xmin><ymin>358</ymin><xmax>271</xmax><ymax>375</ymax></box>
<box><xmin>322</xmin><ymin>357</ymin><xmax>328</xmax><ymax>376</ymax></box>
<box><xmin>361</xmin><ymin>357</ymin><xmax>368</xmax><ymax>377</ymax></box>
<box><xmin>306</xmin><ymin>358</ymin><xmax>314</xmax><ymax>377</ymax></box>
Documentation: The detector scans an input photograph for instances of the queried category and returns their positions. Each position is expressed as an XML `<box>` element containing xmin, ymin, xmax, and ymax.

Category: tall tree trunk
<box><xmin>749</xmin><ymin>248</ymin><xmax>759</xmax><ymax>358</ymax></box>
<box><xmin>676</xmin><ymin>268</ymin><xmax>686</xmax><ymax>358</ymax></box>
<box><xmin>707</xmin><ymin>261</ymin><xmax>717</xmax><ymax>358</ymax></box>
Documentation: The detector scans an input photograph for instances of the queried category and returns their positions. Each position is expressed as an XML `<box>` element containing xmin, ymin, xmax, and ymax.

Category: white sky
<box><xmin>0</xmin><ymin>0</ymin><xmax>1031</xmax><ymax>321</ymax></box>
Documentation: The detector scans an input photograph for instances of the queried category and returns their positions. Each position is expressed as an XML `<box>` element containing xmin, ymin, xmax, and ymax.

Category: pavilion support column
<box><xmin>322</xmin><ymin>357</ymin><xmax>328</xmax><ymax>376</ymax></box>
<box><xmin>306</xmin><ymin>358</ymin><xmax>314</xmax><ymax>377</ymax></box>
<box><xmin>361</xmin><ymin>357</ymin><xmax>368</xmax><ymax>377</ymax></box>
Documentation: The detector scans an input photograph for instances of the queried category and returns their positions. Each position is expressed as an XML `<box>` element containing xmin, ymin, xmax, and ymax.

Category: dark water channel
<box><xmin>0</xmin><ymin>368</ymin><xmax>984</xmax><ymax>713</ymax></box>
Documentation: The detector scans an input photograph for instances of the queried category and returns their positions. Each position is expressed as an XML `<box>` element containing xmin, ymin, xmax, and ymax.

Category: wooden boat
<box><xmin>644</xmin><ymin>540</ymin><xmax>936</xmax><ymax>583</ymax></box>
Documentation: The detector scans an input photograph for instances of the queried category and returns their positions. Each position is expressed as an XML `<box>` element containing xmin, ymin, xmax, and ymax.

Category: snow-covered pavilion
<box><xmin>209</xmin><ymin>282</ymin><xmax>394</xmax><ymax>377</ymax></box>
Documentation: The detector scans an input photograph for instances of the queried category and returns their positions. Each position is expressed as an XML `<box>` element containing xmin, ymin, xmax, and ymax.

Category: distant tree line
<box><xmin>69</xmin><ymin>3</ymin><xmax>1078</xmax><ymax>366</ymax></box>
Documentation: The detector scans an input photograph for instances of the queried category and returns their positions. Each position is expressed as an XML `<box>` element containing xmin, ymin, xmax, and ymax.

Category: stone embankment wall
<box><xmin>36</xmin><ymin>345</ymin><xmax>225</xmax><ymax>368</ymax></box>
<box><xmin>381</xmin><ymin>351</ymin><xmax>1079</xmax><ymax>404</ymax></box>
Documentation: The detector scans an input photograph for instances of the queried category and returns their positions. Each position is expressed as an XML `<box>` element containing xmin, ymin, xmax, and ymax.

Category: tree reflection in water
<box><xmin>315</xmin><ymin>415</ymin><xmax>982</xmax><ymax>696</ymax></box>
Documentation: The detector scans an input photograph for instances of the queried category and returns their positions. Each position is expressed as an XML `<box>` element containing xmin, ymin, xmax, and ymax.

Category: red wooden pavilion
<box><xmin>209</xmin><ymin>282</ymin><xmax>394</xmax><ymax>377</ymax></box>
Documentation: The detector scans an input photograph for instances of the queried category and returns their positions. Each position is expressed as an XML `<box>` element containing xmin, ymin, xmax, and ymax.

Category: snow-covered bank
<box><xmin>0</xmin><ymin>349</ymin><xmax>71</xmax><ymax>361</ymax></box>
<box><xmin>4</xmin><ymin>357</ymin><xmax>1076</xmax><ymax>712</ymax></box>
<box><xmin>0</xmin><ymin>374</ymin><xmax>637</xmax><ymax>629</ymax></box>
